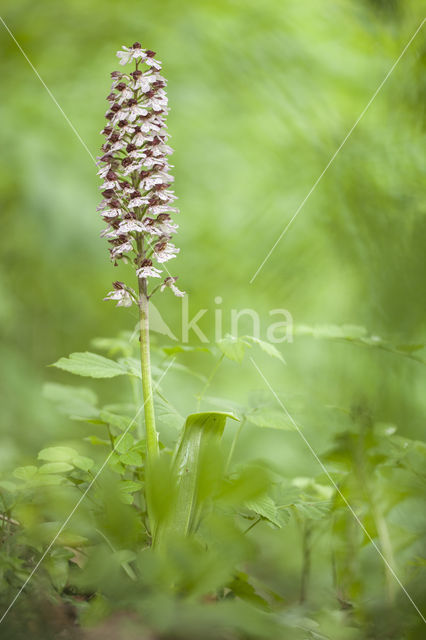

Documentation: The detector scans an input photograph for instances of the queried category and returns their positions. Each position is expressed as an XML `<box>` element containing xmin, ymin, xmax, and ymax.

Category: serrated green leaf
<box><xmin>245</xmin><ymin>495</ymin><xmax>284</xmax><ymax>528</ymax></box>
<box><xmin>119</xmin><ymin>451</ymin><xmax>142</xmax><ymax>466</ymax></box>
<box><xmin>51</xmin><ymin>352</ymin><xmax>128</xmax><ymax>378</ymax></box>
<box><xmin>120</xmin><ymin>480</ymin><xmax>144</xmax><ymax>494</ymax></box>
<box><xmin>244</xmin><ymin>336</ymin><xmax>285</xmax><ymax>362</ymax></box>
<box><xmin>114</xmin><ymin>433</ymin><xmax>134</xmax><ymax>454</ymax></box>
<box><xmin>217</xmin><ymin>335</ymin><xmax>249</xmax><ymax>363</ymax></box>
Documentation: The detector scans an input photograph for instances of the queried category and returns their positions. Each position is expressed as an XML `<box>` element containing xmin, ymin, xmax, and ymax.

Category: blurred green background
<box><xmin>0</xmin><ymin>0</ymin><xmax>425</xmax><ymax>471</ymax></box>
<box><xmin>0</xmin><ymin>1</ymin><xmax>425</xmax><ymax>637</ymax></box>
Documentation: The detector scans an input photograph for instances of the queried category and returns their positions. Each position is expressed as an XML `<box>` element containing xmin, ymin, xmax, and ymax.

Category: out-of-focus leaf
<box><xmin>219</xmin><ymin>465</ymin><xmax>270</xmax><ymax>507</ymax></box>
<box><xmin>244</xmin><ymin>336</ymin><xmax>285</xmax><ymax>362</ymax></box>
<box><xmin>99</xmin><ymin>410</ymin><xmax>134</xmax><ymax>431</ymax></box>
<box><xmin>245</xmin><ymin>495</ymin><xmax>287</xmax><ymax>528</ymax></box>
<box><xmin>217</xmin><ymin>335</ymin><xmax>250</xmax><ymax>363</ymax></box>
<box><xmin>155</xmin><ymin>412</ymin><xmax>237</xmax><ymax>543</ymax></box>
<box><xmin>155</xmin><ymin>395</ymin><xmax>184</xmax><ymax>430</ymax></box>
<box><xmin>51</xmin><ymin>352</ymin><xmax>129</xmax><ymax>378</ymax></box>
<box><xmin>13</xmin><ymin>466</ymin><xmax>38</xmax><ymax>481</ymax></box>
<box><xmin>73</xmin><ymin>455</ymin><xmax>94</xmax><ymax>471</ymax></box>
<box><xmin>91</xmin><ymin>333</ymin><xmax>134</xmax><ymax>356</ymax></box>
<box><xmin>39</xmin><ymin>462</ymin><xmax>73</xmax><ymax>474</ymax></box>
<box><xmin>118</xmin><ymin>357</ymin><xmax>141</xmax><ymax>378</ymax></box>
<box><xmin>119</xmin><ymin>451</ymin><xmax>142</xmax><ymax>466</ymax></box>
<box><xmin>228</xmin><ymin>572</ymin><xmax>270</xmax><ymax>610</ymax></box>
<box><xmin>114</xmin><ymin>433</ymin><xmax>134</xmax><ymax>454</ymax></box>
<box><xmin>38</xmin><ymin>446</ymin><xmax>78</xmax><ymax>463</ymax></box>
<box><xmin>85</xmin><ymin>435</ymin><xmax>110</xmax><ymax>446</ymax></box>
<box><xmin>43</xmin><ymin>383</ymin><xmax>99</xmax><ymax>419</ymax></box>
<box><xmin>246</xmin><ymin>407</ymin><xmax>295</xmax><ymax>430</ymax></box>
<box><xmin>162</xmin><ymin>344</ymin><xmax>211</xmax><ymax>356</ymax></box>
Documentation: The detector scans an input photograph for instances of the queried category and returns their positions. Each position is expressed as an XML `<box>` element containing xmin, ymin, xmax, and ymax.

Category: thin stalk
<box><xmin>225</xmin><ymin>418</ymin><xmax>245</xmax><ymax>472</ymax></box>
<box><xmin>299</xmin><ymin>521</ymin><xmax>312</xmax><ymax>604</ymax></box>
<box><xmin>356</xmin><ymin>426</ymin><xmax>396</xmax><ymax>603</ymax></box>
<box><xmin>137</xmin><ymin>276</ymin><xmax>158</xmax><ymax>460</ymax></box>
<box><xmin>371</xmin><ymin>500</ymin><xmax>396</xmax><ymax>602</ymax></box>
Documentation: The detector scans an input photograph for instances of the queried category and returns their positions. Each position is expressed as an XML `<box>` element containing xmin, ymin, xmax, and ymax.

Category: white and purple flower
<box><xmin>98</xmin><ymin>43</ymin><xmax>183</xmax><ymax>307</ymax></box>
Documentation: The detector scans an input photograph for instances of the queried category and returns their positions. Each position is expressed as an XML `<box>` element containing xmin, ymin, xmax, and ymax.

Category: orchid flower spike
<box><xmin>98</xmin><ymin>43</ymin><xmax>184</xmax><ymax>306</ymax></box>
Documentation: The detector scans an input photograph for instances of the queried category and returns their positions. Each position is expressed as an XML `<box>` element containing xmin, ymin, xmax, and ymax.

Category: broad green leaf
<box><xmin>51</xmin><ymin>352</ymin><xmax>129</xmax><ymax>378</ymax></box>
<box><xmin>154</xmin><ymin>411</ymin><xmax>238</xmax><ymax>543</ymax></box>
<box><xmin>217</xmin><ymin>335</ymin><xmax>249</xmax><ymax>363</ymax></box>
<box><xmin>246</xmin><ymin>408</ymin><xmax>295</xmax><ymax>430</ymax></box>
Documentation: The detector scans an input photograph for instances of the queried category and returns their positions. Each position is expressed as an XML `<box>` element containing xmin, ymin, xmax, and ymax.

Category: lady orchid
<box><xmin>98</xmin><ymin>42</ymin><xmax>184</xmax><ymax>308</ymax></box>
<box><xmin>97</xmin><ymin>43</ymin><xmax>184</xmax><ymax>471</ymax></box>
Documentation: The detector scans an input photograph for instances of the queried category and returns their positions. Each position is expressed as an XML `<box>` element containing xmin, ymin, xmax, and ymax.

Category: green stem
<box><xmin>299</xmin><ymin>521</ymin><xmax>312</xmax><ymax>604</ymax></box>
<box><xmin>225</xmin><ymin>418</ymin><xmax>245</xmax><ymax>472</ymax></box>
<box><xmin>371</xmin><ymin>501</ymin><xmax>396</xmax><ymax>603</ymax></box>
<box><xmin>138</xmin><ymin>277</ymin><xmax>158</xmax><ymax>460</ymax></box>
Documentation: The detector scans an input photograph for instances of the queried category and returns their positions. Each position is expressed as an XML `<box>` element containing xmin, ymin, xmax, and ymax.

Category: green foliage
<box><xmin>1</xmin><ymin>0</ymin><xmax>425</xmax><ymax>636</ymax></box>
<box><xmin>51</xmin><ymin>351</ymin><xmax>133</xmax><ymax>378</ymax></box>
